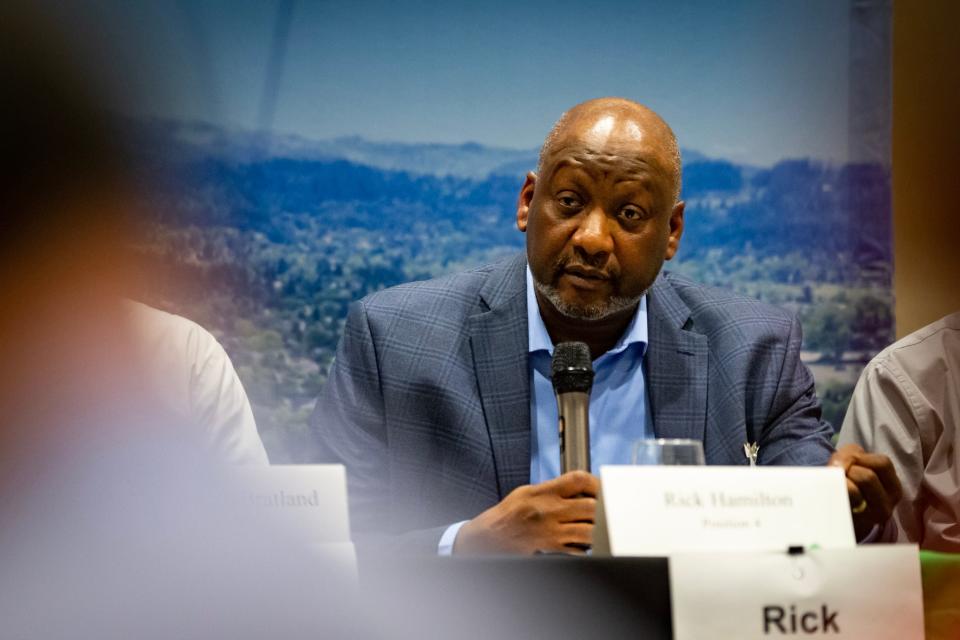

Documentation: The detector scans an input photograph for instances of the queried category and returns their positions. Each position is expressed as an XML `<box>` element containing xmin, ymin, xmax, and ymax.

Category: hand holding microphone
<box><xmin>453</xmin><ymin>471</ymin><xmax>599</xmax><ymax>555</ymax></box>
<box><xmin>453</xmin><ymin>342</ymin><xmax>599</xmax><ymax>555</ymax></box>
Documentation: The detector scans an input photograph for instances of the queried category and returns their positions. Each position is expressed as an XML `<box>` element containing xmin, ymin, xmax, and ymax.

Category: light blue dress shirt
<box><xmin>438</xmin><ymin>267</ymin><xmax>653</xmax><ymax>554</ymax></box>
<box><xmin>526</xmin><ymin>267</ymin><xmax>654</xmax><ymax>483</ymax></box>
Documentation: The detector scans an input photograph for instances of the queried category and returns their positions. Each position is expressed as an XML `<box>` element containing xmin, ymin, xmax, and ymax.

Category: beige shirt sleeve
<box><xmin>838</xmin><ymin>314</ymin><xmax>960</xmax><ymax>551</ymax></box>
<box><xmin>839</xmin><ymin>358</ymin><xmax>926</xmax><ymax>543</ymax></box>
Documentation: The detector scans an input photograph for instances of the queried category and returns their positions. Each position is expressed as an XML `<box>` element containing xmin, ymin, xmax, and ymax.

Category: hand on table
<box><xmin>828</xmin><ymin>443</ymin><xmax>903</xmax><ymax>540</ymax></box>
<box><xmin>453</xmin><ymin>470</ymin><xmax>599</xmax><ymax>555</ymax></box>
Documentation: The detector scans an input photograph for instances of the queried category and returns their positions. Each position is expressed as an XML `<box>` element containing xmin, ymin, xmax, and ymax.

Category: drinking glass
<box><xmin>631</xmin><ymin>438</ymin><xmax>705</xmax><ymax>466</ymax></box>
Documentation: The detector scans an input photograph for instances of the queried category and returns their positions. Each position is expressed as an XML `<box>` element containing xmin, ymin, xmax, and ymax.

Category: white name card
<box><xmin>238</xmin><ymin>464</ymin><xmax>357</xmax><ymax>580</ymax></box>
<box><xmin>670</xmin><ymin>546</ymin><xmax>924</xmax><ymax>639</ymax></box>
<box><xmin>242</xmin><ymin>464</ymin><xmax>353</xmax><ymax>544</ymax></box>
<box><xmin>593</xmin><ymin>466</ymin><xmax>855</xmax><ymax>556</ymax></box>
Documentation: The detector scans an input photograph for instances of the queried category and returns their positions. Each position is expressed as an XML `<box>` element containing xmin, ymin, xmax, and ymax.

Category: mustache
<box><xmin>552</xmin><ymin>254</ymin><xmax>619</xmax><ymax>280</ymax></box>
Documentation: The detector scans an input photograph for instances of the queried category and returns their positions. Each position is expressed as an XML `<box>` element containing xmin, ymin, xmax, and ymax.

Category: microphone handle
<box><xmin>557</xmin><ymin>391</ymin><xmax>590</xmax><ymax>473</ymax></box>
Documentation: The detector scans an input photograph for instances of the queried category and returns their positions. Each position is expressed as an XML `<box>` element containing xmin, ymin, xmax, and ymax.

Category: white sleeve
<box><xmin>188</xmin><ymin>327</ymin><xmax>270</xmax><ymax>465</ymax></box>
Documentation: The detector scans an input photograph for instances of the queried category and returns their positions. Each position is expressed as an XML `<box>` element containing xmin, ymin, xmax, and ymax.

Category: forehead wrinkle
<box><xmin>546</xmin><ymin>157</ymin><xmax>590</xmax><ymax>187</ymax></box>
<box><xmin>613</xmin><ymin>174</ymin><xmax>653</xmax><ymax>189</ymax></box>
<box><xmin>550</xmin><ymin>156</ymin><xmax>585</xmax><ymax>174</ymax></box>
<box><xmin>548</xmin><ymin>149</ymin><xmax>660</xmax><ymax>189</ymax></box>
<box><xmin>575</xmin><ymin>150</ymin><xmax>657</xmax><ymax>179</ymax></box>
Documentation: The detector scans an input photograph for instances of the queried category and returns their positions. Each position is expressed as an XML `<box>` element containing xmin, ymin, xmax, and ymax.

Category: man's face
<box><xmin>517</xmin><ymin>125</ymin><xmax>684</xmax><ymax>320</ymax></box>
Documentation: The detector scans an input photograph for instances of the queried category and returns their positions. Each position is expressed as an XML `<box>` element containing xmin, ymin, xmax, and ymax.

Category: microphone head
<box><xmin>551</xmin><ymin>341</ymin><xmax>594</xmax><ymax>394</ymax></box>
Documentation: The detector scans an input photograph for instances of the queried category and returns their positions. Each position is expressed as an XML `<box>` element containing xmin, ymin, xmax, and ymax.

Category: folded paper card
<box><xmin>238</xmin><ymin>464</ymin><xmax>356</xmax><ymax>580</ymax></box>
<box><xmin>593</xmin><ymin>466</ymin><xmax>855</xmax><ymax>556</ymax></box>
<box><xmin>670</xmin><ymin>546</ymin><xmax>924</xmax><ymax>639</ymax></box>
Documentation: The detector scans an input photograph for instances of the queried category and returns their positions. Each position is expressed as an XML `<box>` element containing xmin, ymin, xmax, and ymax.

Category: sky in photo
<box><xmin>54</xmin><ymin>0</ymin><xmax>851</xmax><ymax>165</ymax></box>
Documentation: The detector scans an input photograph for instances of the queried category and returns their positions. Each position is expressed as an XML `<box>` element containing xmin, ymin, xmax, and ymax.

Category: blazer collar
<box><xmin>477</xmin><ymin>252</ymin><xmax>527</xmax><ymax>312</ymax></box>
<box><xmin>469</xmin><ymin>253</ymin><xmax>531</xmax><ymax>498</ymax></box>
<box><xmin>646</xmin><ymin>271</ymin><xmax>709</xmax><ymax>443</ymax></box>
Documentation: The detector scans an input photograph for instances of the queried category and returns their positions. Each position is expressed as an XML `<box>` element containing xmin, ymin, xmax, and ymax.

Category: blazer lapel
<box><xmin>469</xmin><ymin>255</ymin><xmax>531</xmax><ymax>499</ymax></box>
<box><xmin>646</xmin><ymin>272</ymin><xmax>708</xmax><ymax>443</ymax></box>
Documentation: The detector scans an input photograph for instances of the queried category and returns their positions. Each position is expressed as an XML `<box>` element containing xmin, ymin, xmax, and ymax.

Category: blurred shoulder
<box><xmin>124</xmin><ymin>299</ymin><xmax>224</xmax><ymax>359</ymax></box>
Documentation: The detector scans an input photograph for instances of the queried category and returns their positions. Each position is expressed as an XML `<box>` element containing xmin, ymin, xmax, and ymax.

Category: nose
<box><xmin>571</xmin><ymin>206</ymin><xmax>614</xmax><ymax>262</ymax></box>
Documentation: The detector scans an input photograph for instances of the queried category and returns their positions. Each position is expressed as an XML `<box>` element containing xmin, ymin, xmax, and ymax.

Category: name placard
<box><xmin>242</xmin><ymin>464</ymin><xmax>352</xmax><ymax>543</ymax></box>
<box><xmin>593</xmin><ymin>466</ymin><xmax>855</xmax><ymax>556</ymax></box>
<box><xmin>670</xmin><ymin>546</ymin><xmax>924</xmax><ymax>639</ymax></box>
<box><xmin>237</xmin><ymin>464</ymin><xmax>356</xmax><ymax>580</ymax></box>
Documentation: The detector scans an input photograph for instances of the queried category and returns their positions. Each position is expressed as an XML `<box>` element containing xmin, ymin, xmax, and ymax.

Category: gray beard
<box><xmin>533</xmin><ymin>277</ymin><xmax>643</xmax><ymax>321</ymax></box>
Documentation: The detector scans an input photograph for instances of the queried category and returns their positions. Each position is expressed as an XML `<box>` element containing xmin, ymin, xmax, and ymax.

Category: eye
<box><xmin>618</xmin><ymin>205</ymin><xmax>646</xmax><ymax>223</ymax></box>
<box><xmin>556</xmin><ymin>192</ymin><xmax>583</xmax><ymax>210</ymax></box>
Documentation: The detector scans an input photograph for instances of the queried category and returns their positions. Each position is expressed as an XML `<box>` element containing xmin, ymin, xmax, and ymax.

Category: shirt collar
<box><xmin>525</xmin><ymin>266</ymin><xmax>648</xmax><ymax>358</ymax></box>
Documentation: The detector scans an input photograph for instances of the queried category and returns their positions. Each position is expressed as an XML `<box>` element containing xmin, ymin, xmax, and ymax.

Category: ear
<box><xmin>516</xmin><ymin>172</ymin><xmax>537</xmax><ymax>232</ymax></box>
<box><xmin>664</xmin><ymin>200</ymin><xmax>685</xmax><ymax>260</ymax></box>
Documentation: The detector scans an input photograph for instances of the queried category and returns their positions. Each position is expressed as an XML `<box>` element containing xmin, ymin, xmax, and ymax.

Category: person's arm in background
<box><xmin>751</xmin><ymin>312</ymin><xmax>901</xmax><ymax>539</ymax></box>
<box><xmin>838</xmin><ymin>357</ymin><xmax>925</xmax><ymax>544</ymax></box>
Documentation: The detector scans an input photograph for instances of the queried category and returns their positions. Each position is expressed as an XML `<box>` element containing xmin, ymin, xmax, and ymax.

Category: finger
<box><xmin>846</xmin><ymin>477</ymin><xmax>866</xmax><ymax>511</ymax></box>
<box><xmin>848</xmin><ymin>465</ymin><xmax>894</xmax><ymax>523</ymax></box>
<box><xmin>852</xmin><ymin>451</ymin><xmax>892</xmax><ymax>468</ymax></box>
<box><xmin>560</xmin><ymin>522</ymin><xmax>594</xmax><ymax>547</ymax></box>
<box><xmin>540</xmin><ymin>470</ymin><xmax>600</xmax><ymax>498</ymax></box>
<box><xmin>850</xmin><ymin>453</ymin><xmax>904</xmax><ymax>503</ymax></box>
<box><xmin>557</xmin><ymin>497</ymin><xmax>597</xmax><ymax>523</ymax></box>
<box><xmin>832</xmin><ymin>446</ymin><xmax>904</xmax><ymax>506</ymax></box>
<box><xmin>531</xmin><ymin>528</ymin><xmax>583</xmax><ymax>554</ymax></box>
<box><xmin>828</xmin><ymin>443</ymin><xmax>864</xmax><ymax>472</ymax></box>
<box><xmin>882</xmin><ymin>466</ymin><xmax>904</xmax><ymax>505</ymax></box>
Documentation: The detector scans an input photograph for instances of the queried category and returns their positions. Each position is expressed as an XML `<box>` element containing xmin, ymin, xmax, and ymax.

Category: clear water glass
<box><xmin>631</xmin><ymin>438</ymin><xmax>705</xmax><ymax>466</ymax></box>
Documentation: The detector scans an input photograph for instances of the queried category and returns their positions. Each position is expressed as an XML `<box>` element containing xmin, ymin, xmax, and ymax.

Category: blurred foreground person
<box><xmin>127</xmin><ymin>300</ymin><xmax>269</xmax><ymax>465</ymax></box>
<box><xmin>0</xmin><ymin>9</ymin><xmax>357</xmax><ymax>639</ymax></box>
<box><xmin>839</xmin><ymin>312</ymin><xmax>960</xmax><ymax>551</ymax></box>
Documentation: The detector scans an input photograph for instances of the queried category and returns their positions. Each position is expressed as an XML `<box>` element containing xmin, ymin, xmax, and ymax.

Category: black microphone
<box><xmin>551</xmin><ymin>342</ymin><xmax>594</xmax><ymax>474</ymax></box>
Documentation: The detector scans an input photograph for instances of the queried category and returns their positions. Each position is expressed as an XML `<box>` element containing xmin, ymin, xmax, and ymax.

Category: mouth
<box><xmin>564</xmin><ymin>265</ymin><xmax>609</xmax><ymax>281</ymax></box>
<box><xmin>561</xmin><ymin>264</ymin><xmax>612</xmax><ymax>291</ymax></box>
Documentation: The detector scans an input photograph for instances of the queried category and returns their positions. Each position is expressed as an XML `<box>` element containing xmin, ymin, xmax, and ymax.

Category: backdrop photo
<box><xmin>57</xmin><ymin>0</ymin><xmax>892</xmax><ymax>461</ymax></box>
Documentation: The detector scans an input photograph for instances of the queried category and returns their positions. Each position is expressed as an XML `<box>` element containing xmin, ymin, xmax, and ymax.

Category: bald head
<box><xmin>537</xmin><ymin>98</ymin><xmax>682</xmax><ymax>202</ymax></box>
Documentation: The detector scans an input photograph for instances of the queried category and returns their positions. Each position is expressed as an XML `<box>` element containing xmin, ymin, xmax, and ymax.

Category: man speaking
<box><xmin>312</xmin><ymin>98</ymin><xmax>900</xmax><ymax>555</ymax></box>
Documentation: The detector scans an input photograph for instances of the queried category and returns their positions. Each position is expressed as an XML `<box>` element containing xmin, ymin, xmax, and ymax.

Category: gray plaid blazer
<box><xmin>312</xmin><ymin>253</ymin><xmax>835</xmax><ymax>553</ymax></box>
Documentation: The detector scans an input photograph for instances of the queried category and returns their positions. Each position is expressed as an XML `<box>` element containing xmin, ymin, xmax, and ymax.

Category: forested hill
<box><xmin>131</xmin><ymin>121</ymin><xmax>893</xmax><ymax>461</ymax></box>
<box><xmin>141</xmin><ymin>120</ymin><xmax>890</xmax><ymax>260</ymax></box>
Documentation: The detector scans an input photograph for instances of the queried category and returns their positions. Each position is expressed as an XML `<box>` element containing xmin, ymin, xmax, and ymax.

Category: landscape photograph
<box><xmin>63</xmin><ymin>0</ymin><xmax>893</xmax><ymax>461</ymax></box>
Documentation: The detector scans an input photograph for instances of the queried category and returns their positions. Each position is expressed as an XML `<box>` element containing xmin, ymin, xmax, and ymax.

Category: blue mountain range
<box><xmin>139</xmin><ymin>119</ymin><xmax>891</xmax><ymax>261</ymax></box>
